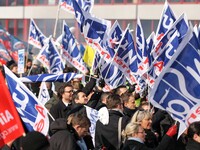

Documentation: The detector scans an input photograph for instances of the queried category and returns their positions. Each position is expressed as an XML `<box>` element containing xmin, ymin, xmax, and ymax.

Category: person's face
<box><xmin>194</xmin><ymin>133</ymin><xmax>200</xmax><ymax>143</ymax></box>
<box><xmin>140</xmin><ymin>116</ymin><xmax>152</xmax><ymax>130</ymax></box>
<box><xmin>134</xmin><ymin>126</ymin><xmax>146</xmax><ymax>142</ymax></box>
<box><xmin>119</xmin><ymin>87</ymin><xmax>127</xmax><ymax>96</ymax></box>
<box><xmin>76</xmin><ymin>125</ymin><xmax>89</xmax><ymax>138</ymax></box>
<box><xmin>62</xmin><ymin>86</ymin><xmax>73</xmax><ymax>102</ymax></box>
<box><xmin>125</xmin><ymin>96</ymin><xmax>136</xmax><ymax>109</ymax></box>
<box><xmin>75</xmin><ymin>92</ymin><xmax>88</xmax><ymax>104</ymax></box>
<box><xmin>12</xmin><ymin>66</ymin><xmax>18</xmax><ymax>74</ymax></box>
<box><xmin>72</xmin><ymin>80</ymin><xmax>81</xmax><ymax>91</ymax></box>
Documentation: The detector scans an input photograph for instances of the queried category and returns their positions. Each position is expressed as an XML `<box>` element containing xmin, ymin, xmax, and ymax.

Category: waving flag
<box><xmin>149</xmin><ymin>27</ymin><xmax>200</xmax><ymax>138</ymax></box>
<box><xmin>72</xmin><ymin>0</ymin><xmax>111</xmax><ymax>62</ymax></box>
<box><xmin>0</xmin><ymin>43</ymin><xmax>11</xmax><ymax>65</ymax></box>
<box><xmin>148</xmin><ymin>14</ymin><xmax>188</xmax><ymax>87</ymax></box>
<box><xmin>28</xmin><ymin>19</ymin><xmax>47</xmax><ymax>49</ymax></box>
<box><xmin>83</xmin><ymin>45</ymin><xmax>95</xmax><ymax>68</ymax></box>
<box><xmin>37</xmin><ymin>36</ymin><xmax>64</xmax><ymax>74</ymax></box>
<box><xmin>0</xmin><ymin>26</ymin><xmax>27</xmax><ymax>63</ymax></box>
<box><xmin>20</xmin><ymin>73</ymin><xmax>83</xmax><ymax>83</ymax></box>
<box><xmin>100</xmin><ymin>60</ymin><xmax>126</xmax><ymax>90</ymax></box>
<box><xmin>0</xmin><ymin>71</ymin><xmax>25</xmax><ymax>148</ymax></box>
<box><xmin>62</xmin><ymin>22</ymin><xmax>88</xmax><ymax>74</ymax></box>
<box><xmin>38</xmin><ymin>82</ymin><xmax>50</xmax><ymax>105</ymax></box>
<box><xmin>155</xmin><ymin>1</ymin><xmax>176</xmax><ymax>42</ymax></box>
<box><xmin>4</xmin><ymin>65</ymin><xmax>49</xmax><ymax>136</ymax></box>
<box><xmin>60</xmin><ymin>0</ymin><xmax>94</xmax><ymax>14</ymax></box>
<box><xmin>136</xmin><ymin>18</ymin><xmax>150</xmax><ymax>76</ymax></box>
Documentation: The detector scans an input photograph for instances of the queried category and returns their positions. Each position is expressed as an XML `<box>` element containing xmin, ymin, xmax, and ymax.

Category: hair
<box><xmin>114</xmin><ymin>85</ymin><xmax>127</xmax><ymax>96</ymax></box>
<box><xmin>187</xmin><ymin>121</ymin><xmax>200</xmax><ymax>139</ymax></box>
<box><xmin>67</xmin><ymin>113</ymin><xmax>91</xmax><ymax>128</ymax></box>
<box><xmin>122</xmin><ymin>122</ymin><xmax>141</xmax><ymax>140</ymax></box>
<box><xmin>100</xmin><ymin>92</ymin><xmax>111</xmax><ymax>102</ymax></box>
<box><xmin>57</xmin><ymin>83</ymin><xmax>73</xmax><ymax>99</ymax></box>
<box><xmin>121</xmin><ymin>92</ymin><xmax>134</xmax><ymax>104</ymax></box>
<box><xmin>106</xmin><ymin>93</ymin><xmax>122</xmax><ymax>109</ymax></box>
<box><xmin>131</xmin><ymin>110</ymin><xmax>152</xmax><ymax>123</ymax></box>
<box><xmin>72</xmin><ymin>90</ymin><xmax>83</xmax><ymax>103</ymax></box>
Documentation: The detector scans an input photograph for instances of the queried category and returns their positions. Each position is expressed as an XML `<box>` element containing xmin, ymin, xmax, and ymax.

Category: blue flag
<box><xmin>149</xmin><ymin>27</ymin><xmax>200</xmax><ymax>138</ymax></box>
<box><xmin>4</xmin><ymin>65</ymin><xmax>50</xmax><ymax>135</ymax></box>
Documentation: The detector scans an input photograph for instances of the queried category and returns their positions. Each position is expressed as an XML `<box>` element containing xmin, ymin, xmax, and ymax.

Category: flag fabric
<box><xmin>0</xmin><ymin>71</ymin><xmax>25</xmax><ymax>148</ymax></box>
<box><xmin>4</xmin><ymin>65</ymin><xmax>49</xmax><ymax>136</ymax></box>
<box><xmin>85</xmin><ymin>105</ymin><xmax>98</xmax><ymax>145</ymax></box>
<box><xmin>155</xmin><ymin>1</ymin><xmax>176</xmax><ymax>42</ymax></box>
<box><xmin>60</xmin><ymin>0</ymin><xmax>94</xmax><ymax>14</ymax></box>
<box><xmin>135</xmin><ymin>18</ymin><xmax>150</xmax><ymax>77</ymax></box>
<box><xmin>72</xmin><ymin>0</ymin><xmax>111</xmax><ymax>62</ymax></box>
<box><xmin>0</xmin><ymin>43</ymin><xmax>12</xmax><ymax>65</ymax></box>
<box><xmin>148</xmin><ymin>14</ymin><xmax>188</xmax><ymax>87</ymax></box>
<box><xmin>61</xmin><ymin>22</ymin><xmax>88</xmax><ymax>74</ymax></box>
<box><xmin>28</xmin><ymin>19</ymin><xmax>47</xmax><ymax>49</ymax></box>
<box><xmin>0</xmin><ymin>26</ymin><xmax>27</xmax><ymax>63</ymax></box>
<box><xmin>38</xmin><ymin>82</ymin><xmax>50</xmax><ymax>105</ymax></box>
<box><xmin>83</xmin><ymin>45</ymin><xmax>95</xmax><ymax>68</ymax></box>
<box><xmin>20</xmin><ymin>73</ymin><xmax>83</xmax><ymax>83</ymax></box>
<box><xmin>37</xmin><ymin>36</ymin><xmax>64</xmax><ymax>74</ymax></box>
<box><xmin>149</xmin><ymin>27</ymin><xmax>200</xmax><ymax>138</ymax></box>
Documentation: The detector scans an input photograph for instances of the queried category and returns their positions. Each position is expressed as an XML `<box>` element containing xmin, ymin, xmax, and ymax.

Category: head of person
<box><xmin>72</xmin><ymin>90</ymin><xmax>88</xmax><ymax>104</ymax></box>
<box><xmin>9</xmin><ymin>63</ymin><xmax>18</xmax><ymax>74</ymax></box>
<box><xmin>131</xmin><ymin>110</ymin><xmax>152</xmax><ymax>130</ymax></box>
<box><xmin>71</xmin><ymin>78</ymin><xmax>82</xmax><ymax>91</ymax></box>
<box><xmin>20</xmin><ymin>131</ymin><xmax>49</xmax><ymax>150</ymax></box>
<box><xmin>106</xmin><ymin>93</ymin><xmax>123</xmax><ymax>111</ymax></box>
<box><xmin>57</xmin><ymin>83</ymin><xmax>73</xmax><ymax>103</ymax></box>
<box><xmin>26</xmin><ymin>59</ymin><xmax>32</xmax><ymax>69</ymax></box>
<box><xmin>121</xmin><ymin>92</ymin><xmax>136</xmax><ymax>110</ymax></box>
<box><xmin>187</xmin><ymin>121</ymin><xmax>200</xmax><ymax>143</ymax></box>
<box><xmin>114</xmin><ymin>85</ymin><xmax>127</xmax><ymax>96</ymax></box>
<box><xmin>100</xmin><ymin>92</ymin><xmax>111</xmax><ymax>105</ymax></box>
<box><xmin>67</xmin><ymin>113</ymin><xmax>91</xmax><ymax>138</ymax></box>
<box><xmin>122</xmin><ymin>122</ymin><xmax>146</xmax><ymax>142</ymax></box>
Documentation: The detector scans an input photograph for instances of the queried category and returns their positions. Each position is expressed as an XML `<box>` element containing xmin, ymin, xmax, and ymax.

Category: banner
<box><xmin>4</xmin><ymin>65</ymin><xmax>50</xmax><ymax>136</ymax></box>
<box><xmin>0</xmin><ymin>71</ymin><xmax>24</xmax><ymax>148</ymax></box>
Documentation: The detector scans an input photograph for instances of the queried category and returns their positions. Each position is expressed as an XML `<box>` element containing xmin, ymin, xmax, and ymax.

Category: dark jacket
<box><xmin>49</xmin><ymin>100</ymin><xmax>72</xmax><ymax>122</ymax></box>
<box><xmin>95</xmin><ymin>109</ymin><xmax>129</xmax><ymax>150</ymax></box>
<box><xmin>49</xmin><ymin>118</ymin><xmax>81</xmax><ymax>150</ymax></box>
<box><xmin>122</xmin><ymin>135</ymin><xmax>174</xmax><ymax>150</ymax></box>
<box><xmin>185</xmin><ymin>139</ymin><xmax>200</xmax><ymax>150</ymax></box>
<box><xmin>144</xmin><ymin>129</ymin><xmax>158</xmax><ymax>148</ymax></box>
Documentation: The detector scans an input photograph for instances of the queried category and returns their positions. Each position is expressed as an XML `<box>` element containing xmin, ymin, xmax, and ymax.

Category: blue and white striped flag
<box><xmin>20</xmin><ymin>73</ymin><xmax>83</xmax><ymax>83</ymax></box>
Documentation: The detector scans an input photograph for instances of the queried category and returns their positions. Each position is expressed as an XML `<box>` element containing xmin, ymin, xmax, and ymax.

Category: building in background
<box><xmin>0</xmin><ymin>0</ymin><xmax>199</xmax><ymax>53</ymax></box>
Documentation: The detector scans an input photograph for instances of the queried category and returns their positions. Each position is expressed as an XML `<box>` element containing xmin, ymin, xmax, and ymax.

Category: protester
<box><xmin>121</xmin><ymin>92</ymin><xmax>137</xmax><ymax>118</ymax></box>
<box><xmin>95</xmin><ymin>93</ymin><xmax>129</xmax><ymax>150</ymax></box>
<box><xmin>121</xmin><ymin>122</ymin><xmax>177</xmax><ymax>150</ymax></box>
<box><xmin>20</xmin><ymin>131</ymin><xmax>50</xmax><ymax>150</ymax></box>
<box><xmin>49</xmin><ymin>113</ymin><xmax>91</xmax><ymax>150</ymax></box>
<box><xmin>131</xmin><ymin>110</ymin><xmax>158</xmax><ymax>148</ymax></box>
<box><xmin>49</xmin><ymin>83</ymin><xmax>73</xmax><ymax>122</ymax></box>
<box><xmin>185</xmin><ymin>121</ymin><xmax>200</xmax><ymax>150</ymax></box>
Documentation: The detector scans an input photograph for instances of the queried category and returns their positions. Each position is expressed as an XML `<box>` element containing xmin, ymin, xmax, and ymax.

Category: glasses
<box><xmin>64</xmin><ymin>90</ymin><xmax>73</xmax><ymax>93</ymax></box>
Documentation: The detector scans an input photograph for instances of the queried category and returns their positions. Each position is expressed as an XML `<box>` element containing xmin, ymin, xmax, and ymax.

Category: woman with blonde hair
<box><xmin>130</xmin><ymin>110</ymin><xmax>158</xmax><ymax>148</ymax></box>
<box><xmin>121</xmin><ymin>122</ymin><xmax>177</xmax><ymax>150</ymax></box>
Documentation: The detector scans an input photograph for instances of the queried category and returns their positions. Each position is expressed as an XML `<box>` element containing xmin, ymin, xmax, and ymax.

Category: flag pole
<box><xmin>53</xmin><ymin>3</ymin><xmax>61</xmax><ymax>39</ymax></box>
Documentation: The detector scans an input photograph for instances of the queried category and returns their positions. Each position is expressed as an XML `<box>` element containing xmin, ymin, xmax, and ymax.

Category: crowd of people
<box><xmin>1</xmin><ymin>59</ymin><xmax>200</xmax><ymax>150</ymax></box>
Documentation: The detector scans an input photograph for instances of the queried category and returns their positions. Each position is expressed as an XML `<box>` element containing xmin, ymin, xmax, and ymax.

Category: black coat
<box><xmin>185</xmin><ymin>139</ymin><xmax>200</xmax><ymax>150</ymax></box>
<box><xmin>49</xmin><ymin>118</ymin><xmax>81</xmax><ymax>150</ymax></box>
<box><xmin>122</xmin><ymin>135</ymin><xmax>174</xmax><ymax>150</ymax></box>
<box><xmin>49</xmin><ymin>100</ymin><xmax>72</xmax><ymax>122</ymax></box>
<box><xmin>95</xmin><ymin>110</ymin><xmax>129</xmax><ymax>150</ymax></box>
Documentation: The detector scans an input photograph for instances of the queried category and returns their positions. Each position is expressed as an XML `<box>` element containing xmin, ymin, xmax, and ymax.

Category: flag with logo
<box><xmin>0</xmin><ymin>71</ymin><xmax>25</xmax><ymax>148</ymax></box>
<box><xmin>4</xmin><ymin>65</ymin><xmax>49</xmax><ymax>136</ymax></box>
<box><xmin>60</xmin><ymin>0</ymin><xmax>94</xmax><ymax>14</ymax></box>
<box><xmin>37</xmin><ymin>36</ymin><xmax>64</xmax><ymax>74</ymax></box>
<box><xmin>149</xmin><ymin>27</ymin><xmax>200</xmax><ymax>138</ymax></box>
<box><xmin>28</xmin><ymin>19</ymin><xmax>47</xmax><ymax>49</ymax></box>
<box><xmin>38</xmin><ymin>82</ymin><xmax>50</xmax><ymax>105</ymax></box>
